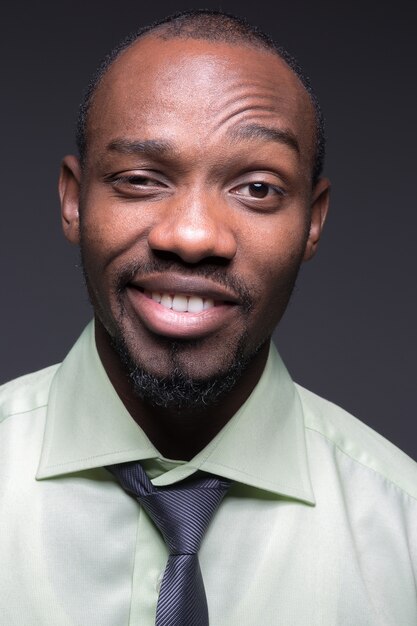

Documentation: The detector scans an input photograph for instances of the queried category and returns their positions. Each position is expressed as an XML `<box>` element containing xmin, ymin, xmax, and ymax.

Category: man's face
<box><xmin>60</xmin><ymin>36</ymin><xmax>328</xmax><ymax>405</ymax></box>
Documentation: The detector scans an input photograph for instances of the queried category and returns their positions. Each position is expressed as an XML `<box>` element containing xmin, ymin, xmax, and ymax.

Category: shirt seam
<box><xmin>305</xmin><ymin>424</ymin><xmax>417</xmax><ymax>503</ymax></box>
<box><xmin>41</xmin><ymin>453</ymin><xmax>311</xmax><ymax>501</ymax></box>
<box><xmin>0</xmin><ymin>403</ymin><xmax>48</xmax><ymax>423</ymax></box>
<box><xmin>41</xmin><ymin>447</ymin><xmax>157</xmax><ymax>469</ymax></box>
<box><xmin>128</xmin><ymin>507</ymin><xmax>142</xmax><ymax>626</ymax></box>
<box><xmin>199</xmin><ymin>458</ymin><xmax>305</xmax><ymax>492</ymax></box>
<box><xmin>42</xmin><ymin>455</ymin><xmax>288</xmax><ymax>487</ymax></box>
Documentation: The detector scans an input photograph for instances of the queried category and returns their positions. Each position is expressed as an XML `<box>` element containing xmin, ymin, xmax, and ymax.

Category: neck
<box><xmin>95</xmin><ymin>320</ymin><xmax>269</xmax><ymax>460</ymax></box>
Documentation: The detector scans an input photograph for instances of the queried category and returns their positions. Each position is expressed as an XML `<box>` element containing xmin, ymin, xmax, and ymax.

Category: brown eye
<box><xmin>248</xmin><ymin>182</ymin><xmax>269</xmax><ymax>198</ymax></box>
<box><xmin>229</xmin><ymin>179</ymin><xmax>285</xmax><ymax>207</ymax></box>
<box><xmin>124</xmin><ymin>175</ymin><xmax>161</xmax><ymax>187</ymax></box>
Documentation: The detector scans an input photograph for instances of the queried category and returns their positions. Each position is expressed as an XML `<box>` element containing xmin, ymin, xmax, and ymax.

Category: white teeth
<box><xmin>160</xmin><ymin>294</ymin><xmax>173</xmax><ymax>309</ymax></box>
<box><xmin>172</xmin><ymin>294</ymin><xmax>188</xmax><ymax>312</ymax></box>
<box><xmin>187</xmin><ymin>296</ymin><xmax>204</xmax><ymax>313</ymax></box>
<box><xmin>149</xmin><ymin>291</ymin><xmax>217</xmax><ymax>313</ymax></box>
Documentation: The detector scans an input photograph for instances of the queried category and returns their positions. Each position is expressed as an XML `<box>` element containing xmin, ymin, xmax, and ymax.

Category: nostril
<box><xmin>152</xmin><ymin>249</ymin><xmax>230</xmax><ymax>268</ymax></box>
<box><xmin>152</xmin><ymin>250</ymin><xmax>184</xmax><ymax>263</ymax></box>
<box><xmin>195</xmin><ymin>256</ymin><xmax>230</xmax><ymax>268</ymax></box>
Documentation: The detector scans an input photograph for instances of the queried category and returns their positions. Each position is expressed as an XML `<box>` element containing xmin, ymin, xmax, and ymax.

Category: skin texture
<box><xmin>59</xmin><ymin>35</ymin><xmax>330</xmax><ymax>460</ymax></box>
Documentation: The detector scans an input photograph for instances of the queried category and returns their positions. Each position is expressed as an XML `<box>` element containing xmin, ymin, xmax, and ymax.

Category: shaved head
<box><xmin>76</xmin><ymin>10</ymin><xmax>325</xmax><ymax>184</ymax></box>
<box><xmin>60</xmin><ymin>16</ymin><xmax>330</xmax><ymax>419</ymax></box>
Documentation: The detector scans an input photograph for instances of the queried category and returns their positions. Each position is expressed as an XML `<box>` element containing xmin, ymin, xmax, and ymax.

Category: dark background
<box><xmin>1</xmin><ymin>1</ymin><xmax>416</xmax><ymax>458</ymax></box>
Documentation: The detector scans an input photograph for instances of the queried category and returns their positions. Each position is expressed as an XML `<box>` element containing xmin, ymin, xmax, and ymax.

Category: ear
<box><xmin>59</xmin><ymin>155</ymin><xmax>82</xmax><ymax>245</ymax></box>
<box><xmin>303</xmin><ymin>177</ymin><xmax>330</xmax><ymax>262</ymax></box>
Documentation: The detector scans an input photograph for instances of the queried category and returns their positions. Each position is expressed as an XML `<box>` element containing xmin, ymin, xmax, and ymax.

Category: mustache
<box><xmin>115</xmin><ymin>258</ymin><xmax>254</xmax><ymax>312</ymax></box>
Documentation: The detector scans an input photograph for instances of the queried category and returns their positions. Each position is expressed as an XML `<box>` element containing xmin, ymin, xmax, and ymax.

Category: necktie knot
<box><xmin>108</xmin><ymin>462</ymin><xmax>231</xmax><ymax>555</ymax></box>
<box><xmin>140</xmin><ymin>480</ymin><xmax>230</xmax><ymax>554</ymax></box>
<box><xmin>108</xmin><ymin>461</ymin><xmax>231</xmax><ymax>626</ymax></box>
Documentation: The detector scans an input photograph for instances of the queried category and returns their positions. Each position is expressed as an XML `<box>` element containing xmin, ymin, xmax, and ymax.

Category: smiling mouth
<box><xmin>143</xmin><ymin>290</ymin><xmax>217</xmax><ymax>313</ymax></box>
<box><xmin>125</xmin><ymin>281</ymin><xmax>240</xmax><ymax>340</ymax></box>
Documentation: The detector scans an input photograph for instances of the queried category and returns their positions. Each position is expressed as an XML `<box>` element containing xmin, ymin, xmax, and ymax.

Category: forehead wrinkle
<box><xmin>211</xmin><ymin>84</ymin><xmax>284</xmax><ymax>116</ymax></box>
<box><xmin>209</xmin><ymin>70</ymin><xmax>310</xmax><ymax>124</ymax></box>
<box><xmin>210</xmin><ymin>83</ymin><xmax>298</xmax><ymax>127</ymax></box>
<box><xmin>210</xmin><ymin>101</ymin><xmax>282</xmax><ymax>143</ymax></box>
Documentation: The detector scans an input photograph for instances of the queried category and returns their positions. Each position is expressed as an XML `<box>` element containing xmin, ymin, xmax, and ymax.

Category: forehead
<box><xmin>87</xmin><ymin>36</ymin><xmax>315</xmax><ymax>167</ymax></box>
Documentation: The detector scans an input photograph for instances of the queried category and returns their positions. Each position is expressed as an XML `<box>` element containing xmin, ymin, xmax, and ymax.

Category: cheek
<box><xmin>239</xmin><ymin>213</ymin><xmax>308</xmax><ymax>334</ymax></box>
<box><xmin>242</xmin><ymin>212</ymin><xmax>309</xmax><ymax>278</ymax></box>
<box><xmin>80</xmin><ymin>193</ymin><xmax>149</xmax><ymax>268</ymax></box>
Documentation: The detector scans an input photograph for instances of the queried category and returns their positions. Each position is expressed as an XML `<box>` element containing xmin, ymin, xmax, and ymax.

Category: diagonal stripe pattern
<box><xmin>108</xmin><ymin>461</ymin><xmax>231</xmax><ymax>626</ymax></box>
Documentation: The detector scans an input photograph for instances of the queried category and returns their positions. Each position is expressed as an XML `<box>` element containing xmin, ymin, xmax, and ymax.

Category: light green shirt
<box><xmin>1</xmin><ymin>322</ymin><xmax>417</xmax><ymax>625</ymax></box>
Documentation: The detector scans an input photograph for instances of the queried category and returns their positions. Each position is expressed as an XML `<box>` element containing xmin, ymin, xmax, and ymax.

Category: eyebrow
<box><xmin>227</xmin><ymin>124</ymin><xmax>300</xmax><ymax>154</ymax></box>
<box><xmin>107</xmin><ymin>124</ymin><xmax>300</xmax><ymax>160</ymax></box>
<box><xmin>107</xmin><ymin>138</ymin><xmax>176</xmax><ymax>159</ymax></box>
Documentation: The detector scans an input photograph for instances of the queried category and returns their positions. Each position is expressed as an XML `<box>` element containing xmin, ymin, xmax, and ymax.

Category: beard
<box><xmin>80</xmin><ymin>245</ymin><xmax>303</xmax><ymax>412</ymax></box>
<box><xmin>109</xmin><ymin>328</ymin><xmax>263</xmax><ymax>411</ymax></box>
<box><xmin>104</xmin><ymin>258</ymin><xmax>262</xmax><ymax>411</ymax></box>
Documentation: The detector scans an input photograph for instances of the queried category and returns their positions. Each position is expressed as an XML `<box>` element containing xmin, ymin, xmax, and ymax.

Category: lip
<box><xmin>125</xmin><ymin>274</ymin><xmax>239</xmax><ymax>339</ymax></box>
<box><xmin>129</xmin><ymin>273</ymin><xmax>240</xmax><ymax>304</ymax></box>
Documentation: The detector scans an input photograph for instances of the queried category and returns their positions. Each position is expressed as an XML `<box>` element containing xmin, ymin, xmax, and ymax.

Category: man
<box><xmin>1</xmin><ymin>10</ymin><xmax>416</xmax><ymax>625</ymax></box>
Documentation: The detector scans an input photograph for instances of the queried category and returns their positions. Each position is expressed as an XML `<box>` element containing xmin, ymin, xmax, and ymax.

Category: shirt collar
<box><xmin>37</xmin><ymin>322</ymin><xmax>315</xmax><ymax>505</ymax></box>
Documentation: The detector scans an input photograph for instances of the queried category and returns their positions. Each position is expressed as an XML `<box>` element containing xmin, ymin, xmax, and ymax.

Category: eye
<box><xmin>246</xmin><ymin>182</ymin><xmax>272</xmax><ymax>198</ymax></box>
<box><xmin>112</xmin><ymin>174</ymin><xmax>165</xmax><ymax>188</ymax></box>
<box><xmin>105</xmin><ymin>171</ymin><xmax>169</xmax><ymax>198</ymax></box>
<box><xmin>230</xmin><ymin>181</ymin><xmax>284</xmax><ymax>200</ymax></box>
<box><xmin>126</xmin><ymin>176</ymin><xmax>152</xmax><ymax>185</ymax></box>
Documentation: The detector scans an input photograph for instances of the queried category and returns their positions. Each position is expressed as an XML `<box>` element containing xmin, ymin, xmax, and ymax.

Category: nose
<box><xmin>147</xmin><ymin>192</ymin><xmax>237</xmax><ymax>264</ymax></box>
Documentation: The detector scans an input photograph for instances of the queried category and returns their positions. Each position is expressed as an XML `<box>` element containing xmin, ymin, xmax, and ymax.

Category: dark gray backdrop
<box><xmin>1</xmin><ymin>1</ymin><xmax>416</xmax><ymax>458</ymax></box>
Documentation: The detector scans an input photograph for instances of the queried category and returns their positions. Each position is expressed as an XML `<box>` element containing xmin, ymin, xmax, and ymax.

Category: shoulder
<box><xmin>296</xmin><ymin>383</ymin><xmax>417</xmax><ymax>501</ymax></box>
<box><xmin>0</xmin><ymin>365</ymin><xmax>59</xmax><ymax>424</ymax></box>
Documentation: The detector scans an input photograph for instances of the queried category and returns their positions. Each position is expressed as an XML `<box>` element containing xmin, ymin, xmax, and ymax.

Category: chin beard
<box><xmin>80</xmin><ymin>249</ymin><xmax>303</xmax><ymax>410</ymax></box>
<box><xmin>110</xmin><ymin>332</ymin><xmax>261</xmax><ymax>411</ymax></box>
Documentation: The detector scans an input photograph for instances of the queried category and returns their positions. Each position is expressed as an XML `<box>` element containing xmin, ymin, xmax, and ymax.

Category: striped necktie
<box><xmin>108</xmin><ymin>461</ymin><xmax>231</xmax><ymax>625</ymax></box>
